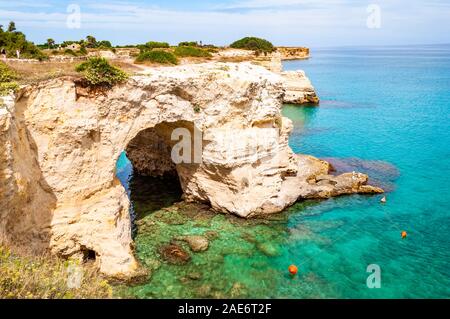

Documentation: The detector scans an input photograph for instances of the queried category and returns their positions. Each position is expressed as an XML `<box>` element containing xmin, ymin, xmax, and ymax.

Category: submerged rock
<box><xmin>229</xmin><ymin>282</ymin><xmax>248</xmax><ymax>298</ymax></box>
<box><xmin>204</xmin><ymin>230</ymin><xmax>220</xmax><ymax>240</ymax></box>
<box><xmin>187</xmin><ymin>272</ymin><xmax>202</xmax><ymax>280</ymax></box>
<box><xmin>175</xmin><ymin>235</ymin><xmax>209</xmax><ymax>252</ymax></box>
<box><xmin>256</xmin><ymin>242</ymin><xmax>281</xmax><ymax>257</ymax></box>
<box><xmin>158</xmin><ymin>244</ymin><xmax>191</xmax><ymax>265</ymax></box>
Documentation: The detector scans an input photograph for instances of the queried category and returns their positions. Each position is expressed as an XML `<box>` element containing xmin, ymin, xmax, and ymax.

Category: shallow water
<box><xmin>116</xmin><ymin>45</ymin><xmax>450</xmax><ymax>298</ymax></box>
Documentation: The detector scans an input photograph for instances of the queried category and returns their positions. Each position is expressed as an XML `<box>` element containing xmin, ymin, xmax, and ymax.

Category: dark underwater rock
<box><xmin>159</xmin><ymin>243</ymin><xmax>191</xmax><ymax>265</ymax></box>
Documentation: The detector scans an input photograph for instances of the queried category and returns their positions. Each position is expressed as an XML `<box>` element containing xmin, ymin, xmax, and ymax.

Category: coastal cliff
<box><xmin>281</xmin><ymin>70</ymin><xmax>320</xmax><ymax>104</ymax></box>
<box><xmin>277</xmin><ymin>47</ymin><xmax>310</xmax><ymax>60</ymax></box>
<box><xmin>217</xmin><ymin>48</ymin><xmax>319</xmax><ymax>105</ymax></box>
<box><xmin>0</xmin><ymin>62</ymin><xmax>381</xmax><ymax>278</ymax></box>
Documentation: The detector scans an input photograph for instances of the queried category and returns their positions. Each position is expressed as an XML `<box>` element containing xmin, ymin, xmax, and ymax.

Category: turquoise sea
<box><xmin>117</xmin><ymin>45</ymin><xmax>450</xmax><ymax>298</ymax></box>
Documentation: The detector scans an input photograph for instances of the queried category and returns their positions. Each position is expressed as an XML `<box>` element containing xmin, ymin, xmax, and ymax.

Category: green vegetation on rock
<box><xmin>174</xmin><ymin>46</ymin><xmax>212</xmax><ymax>58</ymax></box>
<box><xmin>0</xmin><ymin>62</ymin><xmax>18</xmax><ymax>95</ymax></box>
<box><xmin>135</xmin><ymin>50</ymin><xmax>178</xmax><ymax>65</ymax></box>
<box><xmin>75</xmin><ymin>57</ymin><xmax>128</xmax><ymax>86</ymax></box>
<box><xmin>230</xmin><ymin>37</ymin><xmax>275</xmax><ymax>53</ymax></box>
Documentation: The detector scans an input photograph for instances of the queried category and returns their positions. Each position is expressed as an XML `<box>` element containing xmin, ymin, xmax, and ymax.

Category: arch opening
<box><xmin>116</xmin><ymin>122</ymin><xmax>200</xmax><ymax>233</ymax></box>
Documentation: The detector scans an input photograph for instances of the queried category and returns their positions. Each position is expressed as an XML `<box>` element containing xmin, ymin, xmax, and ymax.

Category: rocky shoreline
<box><xmin>0</xmin><ymin>59</ymin><xmax>380</xmax><ymax>278</ymax></box>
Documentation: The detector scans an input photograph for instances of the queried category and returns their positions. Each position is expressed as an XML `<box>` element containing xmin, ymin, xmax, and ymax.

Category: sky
<box><xmin>0</xmin><ymin>0</ymin><xmax>449</xmax><ymax>47</ymax></box>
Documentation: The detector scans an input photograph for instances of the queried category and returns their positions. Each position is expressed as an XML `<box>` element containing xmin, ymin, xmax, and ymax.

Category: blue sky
<box><xmin>1</xmin><ymin>0</ymin><xmax>449</xmax><ymax>47</ymax></box>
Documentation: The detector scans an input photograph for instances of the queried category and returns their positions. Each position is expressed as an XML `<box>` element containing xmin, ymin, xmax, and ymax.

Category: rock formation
<box><xmin>277</xmin><ymin>47</ymin><xmax>310</xmax><ymax>60</ymax></box>
<box><xmin>281</xmin><ymin>70</ymin><xmax>320</xmax><ymax>105</ymax></box>
<box><xmin>0</xmin><ymin>62</ymin><xmax>382</xmax><ymax>278</ymax></box>
<box><xmin>213</xmin><ymin>47</ymin><xmax>319</xmax><ymax>105</ymax></box>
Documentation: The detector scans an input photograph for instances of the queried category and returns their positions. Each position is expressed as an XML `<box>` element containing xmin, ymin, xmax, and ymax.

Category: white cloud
<box><xmin>0</xmin><ymin>0</ymin><xmax>449</xmax><ymax>46</ymax></box>
<box><xmin>217</xmin><ymin>0</ymin><xmax>345</xmax><ymax>10</ymax></box>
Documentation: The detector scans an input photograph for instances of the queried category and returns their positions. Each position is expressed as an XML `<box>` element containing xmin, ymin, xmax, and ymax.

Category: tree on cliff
<box><xmin>7</xmin><ymin>21</ymin><xmax>16</xmax><ymax>32</ymax></box>
<box><xmin>46</xmin><ymin>38</ymin><xmax>55</xmax><ymax>49</ymax></box>
<box><xmin>0</xmin><ymin>21</ymin><xmax>46</xmax><ymax>60</ymax></box>
<box><xmin>85</xmin><ymin>35</ymin><xmax>97</xmax><ymax>48</ymax></box>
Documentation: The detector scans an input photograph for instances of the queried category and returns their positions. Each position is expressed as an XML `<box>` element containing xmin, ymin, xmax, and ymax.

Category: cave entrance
<box><xmin>116</xmin><ymin>124</ymin><xmax>185</xmax><ymax>226</ymax></box>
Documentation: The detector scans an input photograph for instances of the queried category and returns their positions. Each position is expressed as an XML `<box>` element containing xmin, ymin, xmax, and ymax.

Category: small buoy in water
<box><xmin>288</xmin><ymin>265</ymin><xmax>298</xmax><ymax>275</ymax></box>
<box><xmin>380</xmin><ymin>196</ymin><xmax>387</xmax><ymax>203</ymax></box>
<box><xmin>401</xmin><ymin>231</ymin><xmax>407</xmax><ymax>239</ymax></box>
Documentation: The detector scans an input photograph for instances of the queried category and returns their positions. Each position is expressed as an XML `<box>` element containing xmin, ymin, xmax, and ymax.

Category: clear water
<box><xmin>116</xmin><ymin>45</ymin><xmax>450</xmax><ymax>298</ymax></box>
<box><xmin>281</xmin><ymin>45</ymin><xmax>450</xmax><ymax>298</ymax></box>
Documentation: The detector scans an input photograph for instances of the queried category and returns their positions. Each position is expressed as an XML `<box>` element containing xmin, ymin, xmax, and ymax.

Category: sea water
<box><xmin>280</xmin><ymin>45</ymin><xmax>450</xmax><ymax>298</ymax></box>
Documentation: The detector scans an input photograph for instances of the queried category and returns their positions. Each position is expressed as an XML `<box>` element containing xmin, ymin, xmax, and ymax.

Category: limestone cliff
<box><xmin>277</xmin><ymin>47</ymin><xmax>310</xmax><ymax>60</ymax></box>
<box><xmin>281</xmin><ymin>70</ymin><xmax>320</xmax><ymax>104</ymax></box>
<box><xmin>0</xmin><ymin>62</ymin><xmax>381</xmax><ymax>277</ymax></box>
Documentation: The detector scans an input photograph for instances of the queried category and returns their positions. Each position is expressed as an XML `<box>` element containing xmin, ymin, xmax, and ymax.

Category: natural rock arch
<box><xmin>0</xmin><ymin>62</ymin><xmax>382</xmax><ymax>278</ymax></box>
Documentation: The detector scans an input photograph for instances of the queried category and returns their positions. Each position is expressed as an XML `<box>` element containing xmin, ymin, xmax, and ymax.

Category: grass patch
<box><xmin>0</xmin><ymin>246</ymin><xmax>112</xmax><ymax>299</ymax></box>
<box><xmin>135</xmin><ymin>50</ymin><xmax>178</xmax><ymax>65</ymax></box>
<box><xmin>174</xmin><ymin>46</ymin><xmax>212</xmax><ymax>58</ymax></box>
<box><xmin>75</xmin><ymin>57</ymin><xmax>128</xmax><ymax>86</ymax></box>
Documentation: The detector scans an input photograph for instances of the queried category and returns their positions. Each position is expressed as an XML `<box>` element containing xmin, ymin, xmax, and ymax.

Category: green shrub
<box><xmin>97</xmin><ymin>40</ymin><xmax>112</xmax><ymax>48</ymax></box>
<box><xmin>135</xmin><ymin>50</ymin><xmax>178</xmax><ymax>65</ymax></box>
<box><xmin>0</xmin><ymin>62</ymin><xmax>16</xmax><ymax>83</ymax></box>
<box><xmin>64</xmin><ymin>49</ymin><xmax>77</xmax><ymax>56</ymax></box>
<box><xmin>78</xmin><ymin>46</ymin><xmax>88</xmax><ymax>56</ymax></box>
<box><xmin>75</xmin><ymin>57</ymin><xmax>128</xmax><ymax>86</ymax></box>
<box><xmin>144</xmin><ymin>41</ymin><xmax>170</xmax><ymax>50</ymax></box>
<box><xmin>174</xmin><ymin>46</ymin><xmax>212</xmax><ymax>58</ymax></box>
<box><xmin>0</xmin><ymin>62</ymin><xmax>18</xmax><ymax>96</ymax></box>
<box><xmin>230</xmin><ymin>37</ymin><xmax>275</xmax><ymax>53</ymax></box>
<box><xmin>178</xmin><ymin>41</ymin><xmax>198</xmax><ymax>47</ymax></box>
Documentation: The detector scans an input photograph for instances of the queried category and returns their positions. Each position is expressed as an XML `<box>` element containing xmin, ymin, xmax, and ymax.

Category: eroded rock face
<box><xmin>126</xmin><ymin>128</ymin><xmax>176</xmax><ymax>177</ymax></box>
<box><xmin>281</xmin><ymin>70</ymin><xmax>319</xmax><ymax>105</ymax></box>
<box><xmin>277</xmin><ymin>47</ymin><xmax>310</xmax><ymax>60</ymax></box>
<box><xmin>0</xmin><ymin>62</ymin><xmax>381</xmax><ymax>278</ymax></box>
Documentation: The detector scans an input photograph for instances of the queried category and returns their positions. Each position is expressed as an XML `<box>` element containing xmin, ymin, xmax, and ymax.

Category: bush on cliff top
<box><xmin>0</xmin><ymin>62</ymin><xmax>18</xmax><ymax>96</ymax></box>
<box><xmin>143</xmin><ymin>41</ymin><xmax>170</xmax><ymax>50</ymax></box>
<box><xmin>173</xmin><ymin>46</ymin><xmax>212</xmax><ymax>58</ymax></box>
<box><xmin>135</xmin><ymin>50</ymin><xmax>178</xmax><ymax>65</ymax></box>
<box><xmin>178</xmin><ymin>41</ymin><xmax>199</xmax><ymax>47</ymax></box>
<box><xmin>75</xmin><ymin>57</ymin><xmax>128</xmax><ymax>86</ymax></box>
<box><xmin>230</xmin><ymin>37</ymin><xmax>275</xmax><ymax>53</ymax></box>
<box><xmin>0</xmin><ymin>246</ymin><xmax>112</xmax><ymax>299</ymax></box>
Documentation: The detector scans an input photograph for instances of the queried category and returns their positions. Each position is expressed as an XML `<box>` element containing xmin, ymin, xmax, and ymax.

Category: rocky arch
<box><xmin>0</xmin><ymin>62</ymin><xmax>382</xmax><ymax>278</ymax></box>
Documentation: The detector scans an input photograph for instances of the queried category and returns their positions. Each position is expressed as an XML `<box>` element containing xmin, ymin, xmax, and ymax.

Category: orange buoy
<box><xmin>288</xmin><ymin>265</ymin><xmax>298</xmax><ymax>275</ymax></box>
<box><xmin>401</xmin><ymin>231</ymin><xmax>407</xmax><ymax>239</ymax></box>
